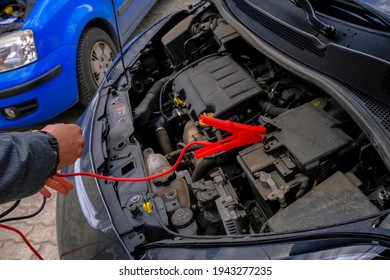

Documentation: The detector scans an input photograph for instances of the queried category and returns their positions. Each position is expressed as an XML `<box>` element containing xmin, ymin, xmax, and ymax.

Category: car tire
<box><xmin>77</xmin><ymin>27</ymin><xmax>118</xmax><ymax>106</ymax></box>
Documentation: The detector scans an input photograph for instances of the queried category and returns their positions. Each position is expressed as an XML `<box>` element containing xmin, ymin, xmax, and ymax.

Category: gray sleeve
<box><xmin>0</xmin><ymin>131</ymin><xmax>59</xmax><ymax>204</ymax></box>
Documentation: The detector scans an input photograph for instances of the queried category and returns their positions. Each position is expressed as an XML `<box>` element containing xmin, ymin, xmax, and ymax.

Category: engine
<box><xmin>119</xmin><ymin>3</ymin><xmax>390</xmax><ymax>237</ymax></box>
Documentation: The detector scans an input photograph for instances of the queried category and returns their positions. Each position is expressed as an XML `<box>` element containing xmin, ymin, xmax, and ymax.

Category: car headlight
<box><xmin>0</xmin><ymin>29</ymin><xmax>38</xmax><ymax>73</ymax></box>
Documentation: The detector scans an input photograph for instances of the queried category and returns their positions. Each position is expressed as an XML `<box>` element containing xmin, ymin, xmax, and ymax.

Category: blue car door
<box><xmin>112</xmin><ymin>0</ymin><xmax>156</xmax><ymax>43</ymax></box>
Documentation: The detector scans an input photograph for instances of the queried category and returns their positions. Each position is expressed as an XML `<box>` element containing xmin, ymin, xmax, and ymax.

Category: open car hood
<box><xmin>59</xmin><ymin>0</ymin><xmax>390</xmax><ymax>260</ymax></box>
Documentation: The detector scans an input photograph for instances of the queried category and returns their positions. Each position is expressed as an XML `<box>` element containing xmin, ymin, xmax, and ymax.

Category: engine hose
<box><xmin>133</xmin><ymin>76</ymin><xmax>170</xmax><ymax>126</ymax></box>
<box><xmin>156</xmin><ymin>127</ymin><xmax>174</xmax><ymax>155</ymax></box>
<box><xmin>191</xmin><ymin>157</ymin><xmax>218</xmax><ymax>182</ymax></box>
<box><xmin>153</xmin><ymin>116</ymin><xmax>174</xmax><ymax>154</ymax></box>
<box><xmin>281</xmin><ymin>88</ymin><xmax>300</xmax><ymax>103</ymax></box>
<box><xmin>259</xmin><ymin>100</ymin><xmax>289</xmax><ymax>117</ymax></box>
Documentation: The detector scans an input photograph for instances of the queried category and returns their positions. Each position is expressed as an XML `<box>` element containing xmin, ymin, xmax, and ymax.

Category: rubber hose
<box><xmin>281</xmin><ymin>88</ymin><xmax>300</xmax><ymax>103</ymax></box>
<box><xmin>259</xmin><ymin>100</ymin><xmax>289</xmax><ymax>117</ymax></box>
<box><xmin>155</xmin><ymin>127</ymin><xmax>174</xmax><ymax>155</ymax></box>
<box><xmin>133</xmin><ymin>77</ymin><xmax>170</xmax><ymax>126</ymax></box>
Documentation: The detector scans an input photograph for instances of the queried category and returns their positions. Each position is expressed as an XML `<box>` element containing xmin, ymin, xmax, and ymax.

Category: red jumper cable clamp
<box><xmin>194</xmin><ymin>114</ymin><xmax>267</xmax><ymax>159</ymax></box>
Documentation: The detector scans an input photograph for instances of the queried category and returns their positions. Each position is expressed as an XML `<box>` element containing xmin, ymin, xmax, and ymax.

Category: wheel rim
<box><xmin>90</xmin><ymin>41</ymin><xmax>114</xmax><ymax>86</ymax></box>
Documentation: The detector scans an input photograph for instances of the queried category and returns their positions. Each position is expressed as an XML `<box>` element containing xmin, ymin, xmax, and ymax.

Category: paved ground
<box><xmin>0</xmin><ymin>0</ymin><xmax>196</xmax><ymax>260</ymax></box>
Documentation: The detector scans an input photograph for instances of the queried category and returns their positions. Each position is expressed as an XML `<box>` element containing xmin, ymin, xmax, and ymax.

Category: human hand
<box><xmin>40</xmin><ymin>123</ymin><xmax>85</xmax><ymax>169</ymax></box>
<box><xmin>40</xmin><ymin>174</ymin><xmax>74</xmax><ymax>198</ymax></box>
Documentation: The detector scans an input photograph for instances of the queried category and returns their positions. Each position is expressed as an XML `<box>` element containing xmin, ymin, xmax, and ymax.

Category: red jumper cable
<box><xmin>2</xmin><ymin>115</ymin><xmax>266</xmax><ymax>260</ymax></box>
<box><xmin>57</xmin><ymin>114</ymin><xmax>267</xmax><ymax>182</ymax></box>
<box><xmin>194</xmin><ymin>114</ymin><xmax>267</xmax><ymax>159</ymax></box>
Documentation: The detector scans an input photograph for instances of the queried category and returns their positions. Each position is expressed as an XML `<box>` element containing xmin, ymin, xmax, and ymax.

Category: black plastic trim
<box><xmin>227</xmin><ymin>0</ymin><xmax>390</xmax><ymax>107</ymax></box>
<box><xmin>0</xmin><ymin>64</ymin><xmax>62</xmax><ymax>100</ymax></box>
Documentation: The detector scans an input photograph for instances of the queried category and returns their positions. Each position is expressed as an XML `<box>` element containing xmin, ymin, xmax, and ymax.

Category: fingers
<box><xmin>40</xmin><ymin>175</ymin><xmax>74</xmax><ymax>198</ymax></box>
<box><xmin>41</xmin><ymin>123</ymin><xmax>85</xmax><ymax>168</ymax></box>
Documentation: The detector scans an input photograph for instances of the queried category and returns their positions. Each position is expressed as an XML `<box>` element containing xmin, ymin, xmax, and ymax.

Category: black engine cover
<box><xmin>174</xmin><ymin>55</ymin><xmax>264</xmax><ymax>119</ymax></box>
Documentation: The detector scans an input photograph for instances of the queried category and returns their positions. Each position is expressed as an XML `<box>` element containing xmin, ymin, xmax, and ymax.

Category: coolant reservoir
<box><xmin>143</xmin><ymin>148</ymin><xmax>190</xmax><ymax>212</ymax></box>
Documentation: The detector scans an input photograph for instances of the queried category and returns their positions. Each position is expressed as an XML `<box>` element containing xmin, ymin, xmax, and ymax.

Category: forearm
<box><xmin>0</xmin><ymin>131</ymin><xmax>58</xmax><ymax>204</ymax></box>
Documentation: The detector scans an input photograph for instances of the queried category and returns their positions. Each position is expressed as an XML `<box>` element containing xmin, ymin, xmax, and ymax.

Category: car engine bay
<box><xmin>0</xmin><ymin>1</ymin><xmax>30</xmax><ymax>34</ymax></box>
<box><xmin>103</xmin><ymin>3</ymin><xmax>390</xmax><ymax>240</ymax></box>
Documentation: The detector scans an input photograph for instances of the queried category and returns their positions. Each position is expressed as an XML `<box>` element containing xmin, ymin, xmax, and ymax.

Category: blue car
<box><xmin>0</xmin><ymin>0</ymin><xmax>156</xmax><ymax>129</ymax></box>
